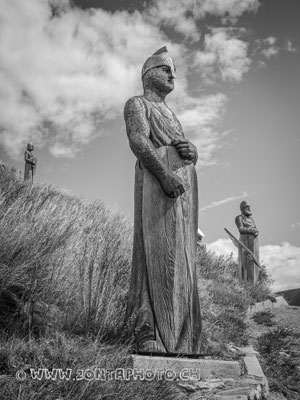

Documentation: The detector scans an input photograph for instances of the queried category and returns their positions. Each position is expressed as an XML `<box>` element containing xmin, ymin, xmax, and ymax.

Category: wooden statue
<box><xmin>124</xmin><ymin>46</ymin><xmax>201</xmax><ymax>354</ymax></box>
<box><xmin>24</xmin><ymin>143</ymin><xmax>37</xmax><ymax>182</ymax></box>
<box><xmin>235</xmin><ymin>201</ymin><xmax>259</xmax><ymax>283</ymax></box>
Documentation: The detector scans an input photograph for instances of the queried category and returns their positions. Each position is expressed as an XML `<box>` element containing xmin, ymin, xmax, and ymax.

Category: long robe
<box><xmin>126</xmin><ymin>96</ymin><xmax>201</xmax><ymax>354</ymax></box>
<box><xmin>235</xmin><ymin>214</ymin><xmax>259</xmax><ymax>283</ymax></box>
<box><xmin>24</xmin><ymin>151</ymin><xmax>37</xmax><ymax>182</ymax></box>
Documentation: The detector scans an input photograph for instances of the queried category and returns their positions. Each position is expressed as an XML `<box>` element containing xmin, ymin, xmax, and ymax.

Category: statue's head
<box><xmin>240</xmin><ymin>201</ymin><xmax>252</xmax><ymax>216</ymax></box>
<box><xmin>27</xmin><ymin>142</ymin><xmax>34</xmax><ymax>151</ymax></box>
<box><xmin>142</xmin><ymin>46</ymin><xmax>176</xmax><ymax>94</ymax></box>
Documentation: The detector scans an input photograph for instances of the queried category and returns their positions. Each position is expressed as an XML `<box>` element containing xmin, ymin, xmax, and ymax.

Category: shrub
<box><xmin>257</xmin><ymin>326</ymin><xmax>300</xmax><ymax>399</ymax></box>
<box><xmin>252</xmin><ymin>311</ymin><xmax>275</xmax><ymax>326</ymax></box>
<box><xmin>0</xmin><ymin>171</ymin><xmax>132</xmax><ymax>339</ymax></box>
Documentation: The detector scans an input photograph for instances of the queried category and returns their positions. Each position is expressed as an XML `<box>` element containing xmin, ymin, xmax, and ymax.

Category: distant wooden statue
<box><xmin>235</xmin><ymin>201</ymin><xmax>259</xmax><ymax>283</ymax></box>
<box><xmin>24</xmin><ymin>143</ymin><xmax>37</xmax><ymax>182</ymax></box>
<box><xmin>124</xmin><ymin>46</ymin><xmax>201</xmax><ymax>354</ymax></box>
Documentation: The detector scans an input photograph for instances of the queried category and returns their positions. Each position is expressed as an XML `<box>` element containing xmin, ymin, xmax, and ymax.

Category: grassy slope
<box><xmin>276</xmin><ymin>288</ymin><xmax>300</xmax><ymax>306</ymax></box>
<box><xmin>0</xmin><ymin>170</ymin><xmax>272</xmax><ymax>399</ymax></box>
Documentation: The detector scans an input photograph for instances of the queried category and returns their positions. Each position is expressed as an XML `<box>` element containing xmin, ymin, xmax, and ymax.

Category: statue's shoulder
<box><xmin>235</xmin><ymin>214</ymin><xmax>243</xmax><ymax>225</ymax></box>
<box><xmin>124</xmin><ymin>96</ymin><xmax>149</xmax><ymax>119</ymax></box>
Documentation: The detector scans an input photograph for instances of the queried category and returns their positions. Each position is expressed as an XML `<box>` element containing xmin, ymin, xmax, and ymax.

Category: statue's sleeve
<box><xmin>24</xmin><ymin>151</ymin><xmax>31</xmax><ymax>163</ymax></box>
<box><xmin>235</xmin><ymin>215</ymin><xmax>255</xmax><ymax>235</ymax></box>
<box><xmin>124</xmin><ymin>97</ymin><xmax>172</xmax><ymax>184</ymax></box>
<box><xmin>24</xmin><ymin>151</ymin><xmax>35</xmax><ymax>164</ymax></box>
<box><xmin>251</xmin><ymin>217</ymin><xmax>259</xmax><ymax>235</ymax></box>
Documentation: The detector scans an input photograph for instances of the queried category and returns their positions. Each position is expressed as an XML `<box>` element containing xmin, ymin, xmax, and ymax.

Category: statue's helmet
<box><xmin>141</xmin><ymin>46</ymin><xmax>176</xmax><ymax>79</ymax></box>
<box><xmin>240</xmin><ymin>201</ymin><xmax>250</xmax><ymax>211</ymax></box>
<box><xmin>27</xmin><ymin>142</ymin><xmax>34</xmax><ymax>151</ymax></box>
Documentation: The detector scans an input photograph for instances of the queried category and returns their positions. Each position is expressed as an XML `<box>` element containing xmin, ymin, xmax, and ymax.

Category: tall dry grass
<box><xmin>196</xmin><ymin>247</ymin><xmax>272</xmax><ymax>351</ymax></box>
<box><xmin>0</xmin><ymin>170</ymin><xmax>132</xmax><ymax>338</ymax></box>
<box><xmin>0</xmin><ymin>333</ymin><xmax>185</xmax><ymax>400</ymax></box>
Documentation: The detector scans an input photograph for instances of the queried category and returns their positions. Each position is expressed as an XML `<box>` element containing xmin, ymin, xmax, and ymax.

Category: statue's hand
<box><xmin>172</xmin><ymin>139</ymin><xmax>198</xmax><ymax>164</ymax></box>
<box><xmin>160</xmin><ymin>172</ymin><xmax>185</xmax><ymax>198</ymax></box>
<box><xmin>248</xmin><ymin>227</ymin><xmax>259</xmax><ymax>236</ymax></box>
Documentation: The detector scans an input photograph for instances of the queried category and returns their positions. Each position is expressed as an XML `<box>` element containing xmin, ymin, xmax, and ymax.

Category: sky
<box><xmin>0</xmin><ymin>0</ymin><xmax>299</xmax><ymax>292</ymax></box>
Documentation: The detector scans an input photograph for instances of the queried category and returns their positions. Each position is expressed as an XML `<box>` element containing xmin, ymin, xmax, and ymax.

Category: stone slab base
<box><xmin>247</xmin><ymin>296</ymin><xmax>288</xmax><ymax>317</ymax></box>
<box><xmin>130</xmin><ymin>354</ymin><xmax>241</xmax><ymax>380</ymax></box>
<box><xmin>130</xmin><ymin>344</ymin><xmax>269</xmax><ymax>399</ymax></box>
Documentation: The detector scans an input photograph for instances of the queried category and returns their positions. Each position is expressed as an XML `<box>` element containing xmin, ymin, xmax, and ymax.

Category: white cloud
<box><xmin>255</xmin><ymin>37</ymin><xmax>297</xmax><ymax>63</ymax></box>
<box><xmin>207</xmin><ymin>238</ymin><xmax>300</xmax><ymax>292</ymax></box>
<box><xmin>261</xmin><ymin>243</ymin><xmax>300</xmax><ymax>292</ymax></box>
<box><xmin>291</xmin><ymin>222</ymin><xmax>300</xmax><ymax>229</ymax></box>
<box><xmin>264</xmin><ymin>36</ymin><xmax>276</xmax><ymax>46</ymax></box>
<box><xmin>285</xmin><ymin>40</ymin><xmax>297</xmax><ymax>53</ymax></box>
<box><xmin>148</xmin><ymin>0</ymin><xmax>259</xmax><ymax>40</ymax></box>
<box><xmin>169</xmin><ymin>91</ymin><xmax>228</xmax><ymax>167</ymax></box>
<box><xmin>200</xmin><ymin>0</ymin><xmax>260</xmax><ymax>20</ymax></box>
<box><xmin>0</xmin><ymin>0</ymin><xmax>170</xmax><ymax>158</ymax></box>
<box><xmin>0</xmin><ymin>0</ymin><xmax>264</xmax><ymax>166</ymax></box>
<box><xmin>0</xmin><ymin>0</ymin><xmax>233</xmax><ymax>163</ymax></box>
<box><xmin>199</xmin><ymin>191</ymin><xmax>247</xmax><ymax>211</ymax></box>
<box><xmin>261</xmin><ymin>47</ymin><xmax>279</xmax><ymax>59</ymax></box>
<box><xmin>148</xmin><ymin>1</ymin><xmax>199</xmax><ymax>41</ymax></box>
<box><xmin>207</xmin><ymin>238</ymin><xmax>238</xmax><ymax>258</ymax></box>
<box><xmin>255</xmin><ymin>36</ymin><xmax>280</xmax><ymax>60</ymax></box>
<box><xmin>194</xmin><ymin>28</ymin><xmax>251</xmax><ymax>83</ymax></box>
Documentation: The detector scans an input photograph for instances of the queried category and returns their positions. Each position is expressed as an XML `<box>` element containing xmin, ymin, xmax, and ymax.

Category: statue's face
<box><xmin>27</xmin><ymin>143</ymin><xmax>34</xmax><ymax>151</ymax></box>
<box><xmin>145</xmin><ymin>65</ymin><xmax>175</xmax><ymax>94</ymax></box>
<box><xmin>243</xmin><ymin>206</ymin><xmax>252</xmax><ymax>216</ymax></box>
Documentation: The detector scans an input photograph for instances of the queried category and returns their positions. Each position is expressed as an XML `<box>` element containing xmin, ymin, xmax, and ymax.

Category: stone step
<box><xmin>247</xmin><ymin>295</ymin><xmax>288</xmax><ymax>317</ymax></box>
<box><xmin>215</xmin><ymin>386</ymin><xmax>257</xmax><ymax>399</ymax></box>
<box><xmin>130</xmin><ymin>344</ymin><xmax>269</xmax><ymax>399</ymax></box>
<box><xmin>130</xmin><ymin>354</ymin><xmax>241</xmax><ymax>380</ymax></box>
<box><xmin>215</xmin><ymin>396</ymin><xmax>248</xmax><ymax>400</ymax></box>
<box><xmin>190</xmin><ymin>393</ymin><xmax>248</xmax><ymax>400</ymax></box>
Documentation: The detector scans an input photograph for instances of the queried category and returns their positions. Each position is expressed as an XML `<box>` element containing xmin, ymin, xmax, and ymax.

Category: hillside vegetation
<box><xmin>0</xmin><ymin>170</ymin><xmax>272</xmax><ymax>399</ymax></box>
<box><xmin>276</xmin><ymin>288</ymin><xmax>300</xmax><ymax>307</ymax></box>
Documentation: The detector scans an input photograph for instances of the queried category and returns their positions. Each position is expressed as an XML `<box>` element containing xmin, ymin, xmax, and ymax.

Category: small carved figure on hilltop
<box><xmin>24</xmin><ymin>143</ymin><xmax>37</xmax><ymax>182</ymax></box>
<box><xmin>124</xmin><ymin>46</ymin><xmax>202</xmax><ymax>354</ymax></box>
<box><xmin>235</xmin><ymin>201</ymin><xmax>259</xmax><ymax>283</ymax></box>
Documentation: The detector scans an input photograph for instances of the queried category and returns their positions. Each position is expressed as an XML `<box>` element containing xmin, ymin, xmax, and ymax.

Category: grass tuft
<box><xmin>252</xmin><ymin>311</ymin><xmax>275</xmax><ymax>326</ymax></box>
<box><xmin>257</xmin><ymin>326</ymin><xmax>300</xmax><ymax>399</ymax></box>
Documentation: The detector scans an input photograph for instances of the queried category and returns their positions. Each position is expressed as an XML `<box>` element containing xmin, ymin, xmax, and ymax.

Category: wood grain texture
<box><xmin>124</xmin><ymin>57</ymin><xmax>202</xmax><ymax>354</ymax></box>
<box><xmin>141</xmin><ymin>146</ymin><xmax>201</xmax><ymax>353</ymax></box>
<box><xmin>238</xmin><ymin>234</ymin><xmax>259</xmax><ymax>283</ymax></box>
<box><xmin>235</xmin><ymin>214</ymin><xmax>259</xmax><ymax>283</ymax></box>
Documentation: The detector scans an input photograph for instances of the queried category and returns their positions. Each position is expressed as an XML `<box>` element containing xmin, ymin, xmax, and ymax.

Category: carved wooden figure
<box><xmin>124</xmin><ymin>47</ymin><xmax>201</xmax><ymax>354</ymax></box>
<box><xmin>24</xmin><ymin>143</ymin><xmax>37</xmax><ymax>182</ymax></box>
<box><xmin>235</xmin><ymin>201</ymin><xmax>259</xmax><ymax>284</ymax></box>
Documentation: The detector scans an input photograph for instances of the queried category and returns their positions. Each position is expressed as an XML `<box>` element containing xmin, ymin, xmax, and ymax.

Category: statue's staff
<box><xmin>224</xmin><ymin>227</ymin><xmax>262</xmax><ymax>270</ymax></box>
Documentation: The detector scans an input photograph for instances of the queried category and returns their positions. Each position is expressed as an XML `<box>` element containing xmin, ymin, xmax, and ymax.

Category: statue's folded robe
<box><xmin>127</xmin><ymin>145</ymin><xmax>201</xmax><ymax>354</ymax></box>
